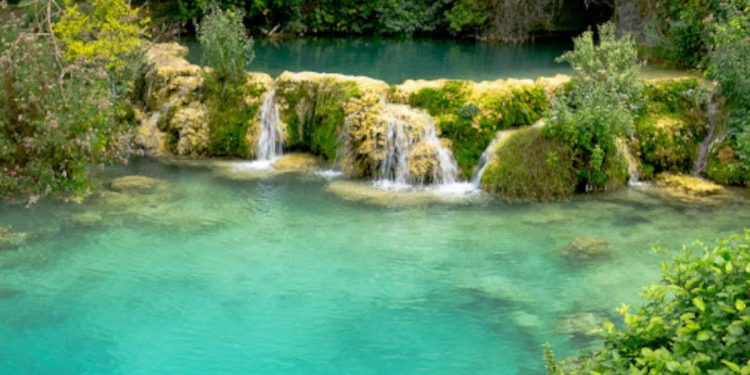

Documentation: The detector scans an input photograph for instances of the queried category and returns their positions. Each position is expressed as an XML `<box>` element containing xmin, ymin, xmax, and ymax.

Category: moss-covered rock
<box><xmin>632</xmin><ymin>114</ymin><xmax>704</xmax><ymax>178</ymax></box>
<box><xmin>394</xmin><ymin>78</ymin><xmax>556</xmax><ymax>176</ymax></box>
<box><xmin>271</xmin><ymin>153</ymin><xmax>324</xmax><ymax>172</ymax></box>
<box><xmin>558</xmin><ymin>237</ymin><xmax>611</xmax><ymax>262</ymax></box>
<box><xmin>110</xmin><ymin>175</ymin><xmax>169</xmax><ymax>194</ymax></box>
<box><xmin>275</xmin><ymin>72</ymin><xmax>387</xmax><ymax>161</ymax></box>
<box><xmin>706</xmin><ymin>143</ymin><xmax>750</xmax><ymax>187</ymax></box>
<box><xmin>655</xmin><ymin>173</ymin><xmax>725</xmax><ymax>197</ymax></box>
<box><xmin>481</xmin><ymin>127</ymin><xmax>577</xmax><ymax>202</ymax></box>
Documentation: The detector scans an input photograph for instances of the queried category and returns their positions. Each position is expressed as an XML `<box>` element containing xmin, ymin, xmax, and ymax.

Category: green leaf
<box><xmin>693</xmin><ymin>297</ymin><xmax>706</xmax><ymax>312</ymax></box>
<box><xmin>737</xmin><ymin>300</ymin><xmax>747</xmax><ymax>312</ymax></box>
<box><xmin>723</xmin><ymin>360</ymin><xmax>741</xmax><ymax>373</ymax></box>
<box><xmin>696</xmin><ymin>330</ymin><xmax>710</xmax><ymax>341</ymax></box>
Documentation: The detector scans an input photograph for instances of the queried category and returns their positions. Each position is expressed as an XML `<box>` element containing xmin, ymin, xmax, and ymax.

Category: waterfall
<box><xmin>376</xmin><ymin>104</ymin><xmax>458</xmax><ymax>187</ymax></box>
<box><xmin>692</xmin><ymin>98</ymin><xmax>720</xmax><ymax>177</ymax></box>
<box><xmin>614</xmin><ymin>138</ymin><xmax>642</xmax><ymax>186</ymax></box>
<box><xmin>256</xmin><ymin>89</ymin><xmax>284</xmax><ymax>161</ymax></box>
<box><xmin>139</xmin><ymin>89</ymin><xmax>188</xmax><ymax>155</ymax></box>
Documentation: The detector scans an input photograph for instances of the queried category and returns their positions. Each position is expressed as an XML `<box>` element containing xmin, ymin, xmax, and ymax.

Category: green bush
<box><xmin>545</xmin><ymin>22</ymin><xmax>642</xmax><ymax>191</ymax></box>
<box><xmin>0</xmin><ymin>3</ymin><xmax>137</xmax><ymax>202</ymax></box>
<box><xmin>481</xmin><ymin>127</ymin><xmax>576</xmax><ymax>201</ymax></box>
<box><xmin>546</xmin><ymin>231</ymin><xmax>750</xmax><ymax>374</ymax></box>
<box><xmin>197</xmin><ymin>6</ymin><xmax>256</xmax><ymax>157</ymax></box>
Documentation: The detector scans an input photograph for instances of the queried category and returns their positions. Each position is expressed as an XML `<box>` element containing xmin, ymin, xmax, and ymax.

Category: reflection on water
<box><xmin>182</xmin><ymin>37</ymin><xmax>572</xmax><ymax>83</ymax></box>
<box><xmin>1</xmin><ymin>157</ymin><xmax>749</xmax><ymax>374</ymax></box>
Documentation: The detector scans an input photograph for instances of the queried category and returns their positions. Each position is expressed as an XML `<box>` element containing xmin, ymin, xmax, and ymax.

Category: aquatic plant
<box><xmin>546</xmin><ymin>230</ymin><xmax>750</xmax><ymax>374</ymax></box>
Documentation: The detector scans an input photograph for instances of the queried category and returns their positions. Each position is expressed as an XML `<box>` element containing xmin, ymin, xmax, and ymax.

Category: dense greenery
<box><xmin>545</xmin><ymin>22</ymin><xmax>640</xmax><ymax>191</ymax></box>
<box><xmin>197</xmin><ymin>6</ymin><xmax>256</xmax><ymax>157</ymax></box>
<box><xmin>546</xmin><ymin>231</ymin><xmax>750</xmax><ymax>374</ymax></box>
<box><xmin>0</xmin><ymin>0</ymin><xmax>144</xmax><ymax>202</ymax></box>
<box><xmin>145</xmin><ymin>0</ymin><xmax>608</xmax><ymax>41</ymax></box>
<box><xmin>633</xmin><ymin>79</ymin><xmax>709</xmax><ymax>178</ymax></box>
<box><xmin>481</xmin><ymin>127</ymin><xmax>576</xmax><ymax>201</ymax></box>
<box><xmin>407</xmin><ymin>81</ymin><xmax>547</xmax><ymax>175</ymax></box>
<box><xmin>705</xmin><ymin>4</ymin><xmax>750</xmax><ymax>186</ymax></box>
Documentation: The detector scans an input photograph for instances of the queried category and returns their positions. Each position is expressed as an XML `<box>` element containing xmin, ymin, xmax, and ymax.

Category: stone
<box><xmin>0</xmin><ymin>226</ymin><xmax>27</xmax><ymax>250</ymax></box>
<box><xmin>557</xmin><ymin>312</ymin><xmax>608</xmax><ymax>339</ymax></box>
<box><xmin>110</xmin><ymin>175</ymin><xmax>168</xmax><ymax>194</ymax></box>
<box><xmin>559</xmin><ymin>237</ymin><xmax>611</xmax><ymax>262</ymax></box>
<box><xmin>170</xmin><ymin>101</ymin><xmax>210</xmax><ymax>156</ymax></box>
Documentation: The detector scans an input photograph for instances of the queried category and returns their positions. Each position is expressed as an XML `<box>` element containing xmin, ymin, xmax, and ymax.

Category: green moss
<box><xmin>633</xmin><ymin>78</ymin><xmax>709</xmax><ymax>178</ymax></box>
<box><xmin>633</xmin><ymin>114</ymin><xmax>704</xmax><ymax>178</ymax></box>
<box><xmin>203</xmin><ymin>79</ymin><xmax>258</xmax><ymax>157</ymax></box>
<box><xmin>481</xmin><ymin>127</ymin><xmax>576</xmax><ymax>202</ymax></box>
<box><xmin>408</xmin><ymin>81</ymin><xmax>548</xmax><ymax>176</ymax></box>
<box><xmin>276</xmin><ymin>78</ymin><xmax>361</xmax><ymax>161</ymax></box>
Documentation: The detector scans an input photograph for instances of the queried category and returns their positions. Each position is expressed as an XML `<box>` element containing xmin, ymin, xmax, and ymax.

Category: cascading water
<box><xmin>256</xmin><ymin>89</ymin><xmax>284</xmax><ymax>161</ymax></box>
<box><xmin>375</xmin><ymin>104</ymin><xmax>458</xmax><ymax>188</ymax></box>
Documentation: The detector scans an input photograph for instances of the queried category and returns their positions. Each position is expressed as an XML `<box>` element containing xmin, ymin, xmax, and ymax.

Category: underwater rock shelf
<box><xmin>138</xmin><ymin>42</ymin><xmax>722</xmax><ymax>200</ymax></box>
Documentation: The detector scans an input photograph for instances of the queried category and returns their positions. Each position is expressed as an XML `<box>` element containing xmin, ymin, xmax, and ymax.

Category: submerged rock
<box><xmin>110</xmin><ymin>175</ymin><xmax>169</xmax><ymax>194</ymax></box>
<box><xmin>0</xmin><ymin>226</ymin><xmax>27</xmax><ymax>250</ymax></box>
<box><xmin>556</xmin><ymin>312</ymin><xmax>608</xmax><ymax>340</ymax></box>
<box><xmin>272</xmin><ymin>153</ymin><xmax>324</xmax><ymax>172</ymax></box>
<box><xmin>558</xmin><ymin>237</ymin><xmax>611</xmax><ymax>262</ymax></box>
<box><xmin>69</xmin><ymin>212</ymin><xmax>104</xmax><ymax>226</ymax></box>
<box><xmin>325</xmin><ymin>180</ymin><xmax>477</xmax><ymax>207</ymax></box>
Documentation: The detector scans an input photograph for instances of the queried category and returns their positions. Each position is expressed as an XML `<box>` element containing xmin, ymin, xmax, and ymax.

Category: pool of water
<box><xmin>182</xmin><ymin>37</ymin><xmax>572</xmax><ymax>83</ymax></box>
<box><xmin>2</xmin><ymin>158</ymin><xmax>749</xmax><ymax>374</ymax></box>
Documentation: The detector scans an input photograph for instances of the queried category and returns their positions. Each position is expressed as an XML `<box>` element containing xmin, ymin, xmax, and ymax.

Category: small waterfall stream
<box><xmin>693</xmin><ymin>98</ymin><xmax>720</xmax><ymax>177</ymax></box>
<box><xmin>376</xmin><ymin>104</ymin><xmax>459</xmax><ymax>188</ymax></box>
<box><xmin>256</xmin><ymin>89</ymin><xmax>284</xmax><ymax>161</ymax></box>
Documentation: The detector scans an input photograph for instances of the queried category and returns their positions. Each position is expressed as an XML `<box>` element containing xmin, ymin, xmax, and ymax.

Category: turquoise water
<box><xmin>2</xmin><ymin>158</ymin><xmax>750</xmax><ymax>374</ymax></box>
<box><xmin>182</xmin><ymin>37</ymin><xmax>572</xmax><ymax>83</ymax></box>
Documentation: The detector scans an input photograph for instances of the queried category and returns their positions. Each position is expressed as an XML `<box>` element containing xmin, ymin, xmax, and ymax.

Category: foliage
<box><xmin>445</xmin><ymin>0</ymin><xmax>488</xmax><ymax>35</ymax></box>
<box><xmin>1</xmin><ymin>6</ymin><xmax>134</xmax><ymax>202</ymax></box>
<box><xmin>545</xmin><ymin>22</ymin><xmax>642</xmax><ymax>191</ymax></box>
<box><xmin>633</xmin><ymin>79</ymin><xmax>709</xmax><ymax>178</ymax></box>
<box><xmin>647</xmin><ymin>0</ymin><xmax>746</xmax><ymax>68</ymax></box>
<box><xmin>481</xmin><ymin>127</ymin><xmax>576</xmax><ymax>201</ymax></box>
<box><xmin>705</xmin><ymin>4</ymin><xmax>750</xmax><ymax>185</ymax></box>
<box><xmin>196</xmin><ymin>6</ymin><xmax>253</xmax><ymax>85</ymax></box>
<box><xmin>54</xmin><ymin>0</ymin><xmax>148</xmax><ymax>93</ymax></box>
<box><xmin>546</xmin><ymin>231</ymin><xmax>750</xmax><ymax>374</ymax></box>
<box><xmin>197</xmin><ymin>6</ymin><xmax>255</xmax><ymax>157</ymax></box>
<box><xmin>408</xmin><ymin>81</ymin><xmax>547</xmax><ymax>175</ymax></box>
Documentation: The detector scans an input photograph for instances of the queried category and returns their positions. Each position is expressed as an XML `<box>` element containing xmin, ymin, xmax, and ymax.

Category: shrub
<box><xmin>545</xmin><ymin>22</ymin><xmax>642</xmax><ymax>191</ymax></box>
<box><xmin>546</xmin><ymin>231</ymin><xmax>750</xmax><ymax>374</ymax></box>
<box><xmin>197</xmin><ymin>6</ymin><xmax>256</xmax><ymax>157</ymax></box>
<box><xmin>1</xmin><ymin>6</ymin><xmax>135</xmax><ymax>202</ymax></box>
<box><xmin>481</xmin><ymin>127</ymin><xmax>576</xmax><ymax>201</ymax></box>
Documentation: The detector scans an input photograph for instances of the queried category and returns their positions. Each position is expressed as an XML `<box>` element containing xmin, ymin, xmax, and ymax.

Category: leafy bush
<box><xmin>196</xmin><ymin>6</ymin><xmax>256</xmax><ymax>157</ymax></box>
<box><xmin>546</xmin><ymin>231</ymin><xmax>750</xmax><ymax>374</ymax></box>
<box><xmin>545</xmin><ymin>22</ymin><xmax>642</xmax><ymax>191</ymax></box>
<box><xmin>481</xmin><ymin>127</ymin><xmax>576</xmax><ymax>201</ymax></box>
<box><xmin>1</xmin><ymin>4</ymin><xmax>136</xmax><ymax>202</ymax></box>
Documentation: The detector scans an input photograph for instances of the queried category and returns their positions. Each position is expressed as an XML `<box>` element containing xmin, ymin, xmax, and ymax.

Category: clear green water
<box><xmin>182</xmin><ymin>37</ymin><xmax>572</xmax><ymax>83</ymax></box>
<box><xmin>2</xmin><ymin>158</ymin><xmax>749</xmax><ymax>374</ymax></box>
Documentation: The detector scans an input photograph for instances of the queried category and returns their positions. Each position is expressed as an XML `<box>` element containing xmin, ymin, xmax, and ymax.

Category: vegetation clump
<box><xmin>545</xmin><ymin>22</ymin><xmax>641</xmax><ymax>192</ymax></box>
<box><xmin>546</xmin><ymin>231</ymin><xmax>750</xmax><ymax>374</ymax></box>
<box><xmin>405</xmin><ymin>80</ymin><xmax>548</xmax><ymax>176</ymax></box>
<box><xmin>481</xmin><ymin>127</ymin><xmax>576</xmax><ymax>201</ymax></box>
<box><xmin>1</xmin><ymin>0</ymin><xmax>145</xmax><ymax>202</ymax></box>
<box><xmin>197</xmin><ymin>6</ymin><xmax>258</xmax><ymax>157</ymax></box>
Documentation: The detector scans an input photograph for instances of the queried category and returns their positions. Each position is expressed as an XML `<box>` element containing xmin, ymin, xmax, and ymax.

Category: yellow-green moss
<box><xmin>405</xmin><ymin>80</ymin><xmax>548</xmax><ymax>176</ymax></box>
<box><xmin>481</xmin><ymin>127</ymin><xmax>576</xmax><ymax>202</ymax></box>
